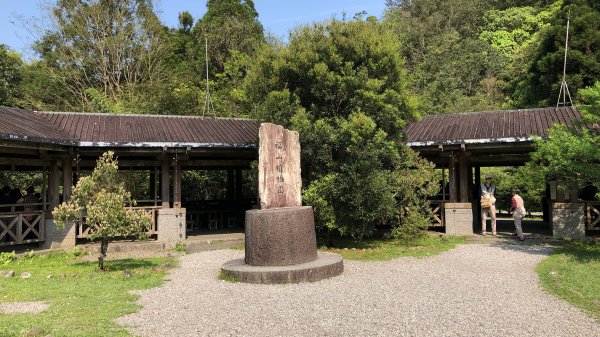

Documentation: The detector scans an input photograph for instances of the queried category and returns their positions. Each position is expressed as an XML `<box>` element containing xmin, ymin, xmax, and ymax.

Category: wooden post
<box><xmin>42</xmin><ymin>167</ymin><xmax>47</xmax><ymax>212</ymax></box>
<box><xmin>235</xmin><ymin>169</ymin><xmax>243</xmax><ymax>201</ymax></box>
<box><xmin>173</xmin><ymin>160</ymin><xmax>182</xmax><ymax>208</ymax></box>
<box><xmin>555</xmin><ymin>176</ymin><xmax>566</xmax><ymax>202</ymax></box>
<box><xmin>161</xmin><ymin>158</ymin><xmax>170</xmax><ymax>208</ymax></box>
<box><xmin>149</xmin><ymin>169</ymin><xmax>156</xmax><ymax>205</ymax></box>
<box><xmin>48</xmin><ymin>161</ymin><xmax>60</xmax><ymax>211</ymax></box>
<box><xmin>227</xmin><ymin>170</ymin><xmax>235</xmax><ymax>200</ymax></box>
<box><xmin>474</xmin><ymin>166</ymin><xmax>481</xmax><ymax>194</ymax></box>
<box><xmin>449</xmin><ymin>153</ymin><xmax>457</xmax><ymax>202</ymax></box>
<box><xmin>458</xmin><ymin>152</ymin><xmax>470</xmax><ymax>202</ymax></box>
<box><xmin>63</xmin><ymin>157</ymin><xmax>73</xmax><ymax>202</ymax></box>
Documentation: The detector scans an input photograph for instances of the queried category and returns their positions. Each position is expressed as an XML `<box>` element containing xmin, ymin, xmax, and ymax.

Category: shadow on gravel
<box><xmin>488</xmin><ymin>242</ymin><xmax>555</xmax><ymax>257</ymax></box>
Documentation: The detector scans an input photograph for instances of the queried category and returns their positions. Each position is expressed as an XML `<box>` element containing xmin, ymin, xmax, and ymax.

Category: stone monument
<box><xmin>221</xmin><ymin>123</ymin><xmax>343</xmax><ymax>283</ymax></box>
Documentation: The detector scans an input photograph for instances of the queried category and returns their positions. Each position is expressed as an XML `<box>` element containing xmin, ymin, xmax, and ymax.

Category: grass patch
<box><xmin>173</xmin><ymin>241</ymin><xmax>187</xmax><ymax>253</ymax></box>
<box><xmin>536</xmin><ymin>241</ymin><xmax>600</xmax><ymax>322</ymax></box>
<box><xmin>227</xmin><ymin>242</ymin><xmax>245</xmax><ymax>250</ymax></box>
<box><xmin>320</xmin><ymin>235</ymin><xmax>465</xmax><ymax>261</ymax></box>
<box><xmin>218</xmin><ymin>270</ymin><xmax>238</xmax><ymax>283</ymax></box>
<box><xmin>0</xmin><ymin>251</ymin><xmax>177</xmax><ymax>337</ymax></box>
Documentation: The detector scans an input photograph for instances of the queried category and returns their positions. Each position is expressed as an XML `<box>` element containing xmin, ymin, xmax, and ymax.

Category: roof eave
<box><xmin>0</xmin><ymin>134</ymin><xmax>76</xmax><ymax>147</ymax></box>
<box><xmin>76</xmin><ymin>141</ymin><xmax>257</xmax><ymax>149</ymax></box>
<box><xmin>407</xmin><ymin>136</ymin><xmax>535</xmax><ymax>147</ymax></box>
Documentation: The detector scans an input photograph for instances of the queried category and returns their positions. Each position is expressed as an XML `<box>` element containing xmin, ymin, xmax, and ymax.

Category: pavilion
<box><xmin>405</xmin><ymin>106</ymin><xmax>598</xmax><ymax>237</ymax></box>
<box><xmin>0</xmin><ymin>107</ymin><xmax>259</xmax><ymax>248</ymax></box>
<box><xmin>1</xmin><ymin>106</ymin><xmax>596</xmax><ymax>249</ymax></box>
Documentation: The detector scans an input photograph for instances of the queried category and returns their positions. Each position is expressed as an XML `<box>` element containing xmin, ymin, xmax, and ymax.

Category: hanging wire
<box><xmin>202</xmin><ymin>32</ymin><xmax>216</xmax><ymax>118</ymax></box>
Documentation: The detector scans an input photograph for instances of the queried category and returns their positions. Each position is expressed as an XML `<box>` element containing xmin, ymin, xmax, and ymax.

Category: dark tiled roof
<box><xmin>405</xmin><ymin>107</ymin><xmax>583</xmax><ymax>146</ymax></box>
<box><xmin>0</xmin><ymin>107</ymin><xmax>260</xmax><ymax>148</ymax></box>
<box><xmin>0</xmin><ymin>107</ymin><xmax>75</xmax><ymax>145</ymax></box>
<box><xmin>39</xmin><ymin>112</ymin><xmax>259</xmax><ymax>147</ymax></box>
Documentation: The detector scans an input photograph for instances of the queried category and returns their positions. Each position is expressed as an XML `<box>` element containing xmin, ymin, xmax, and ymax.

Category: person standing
<box><xmin>479</xmin><ymin>175</ymin><xmax>496</xmax><ymax>236</ymax></box>
<box><xmin>510</xmin><ymin>188</ymin><xmax>526</xmax><ymax>241</ymax></box>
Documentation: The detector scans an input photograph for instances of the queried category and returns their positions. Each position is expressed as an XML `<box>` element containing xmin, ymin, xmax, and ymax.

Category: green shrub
<box><xmin>0</xmin><ymin>251</ymin><xmax>17</xmax><ymax>265</ymax></box>
<box><xmin>392</xmin><ymin>211</ymin><xmax>431</xmax><ymax>242</ymax></box>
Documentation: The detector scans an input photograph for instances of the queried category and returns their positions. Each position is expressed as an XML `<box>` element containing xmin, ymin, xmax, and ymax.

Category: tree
<box><xmin>53</xmin><ymin>152</ymin><xmax>151</xmax><ymax>271</ymax></box>
<box><xmin>193</xmin><ymin>0</ymin><xmax>265</xmax><ymax>73</ymax></box>
<box><xmin>244</xmin><ymin>18</ymin><xmax>436</xmax><ymax>240</ymax></box>
<box><xmin>33</xmin><ymin>0</ymin><xmax>170</xmax><ymax>111</ymax></box>
<box><xmin>0</xmin><ymin>44</ymin><xmax>23</xmax><ymax>106</ymax></box>
<box><xmin>384</xmin><ymin>0</ymin><xmax>507</xmax><ymax>114</ymax></box>
<box><xmin>509</xmin><ymin>0</ymin><xmax>600</xmax><ymax>107</ymax></box>
<box><xmin>520</xmin><ymin>82</ymin><xmax>600</xmax><ymax>201</ymax></box>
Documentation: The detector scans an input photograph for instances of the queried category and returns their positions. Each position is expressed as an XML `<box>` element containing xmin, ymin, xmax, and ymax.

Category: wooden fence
<box><xmin>76</xmin><ymin>206</ymin><xmax>160</xmax><ymax>239</ymax></box>
<box><xmin>429</xmin><ymin>201</ymin><xmax>446</xmax><ymax>227</ymax></box>
<box><xmin>0</xmin><ymin>203</ymin><xmax>46</xmax><ymax>246</ymax></box>
<box><xmin>586</xmin><ymin>201</ymin><xmax>600</xmax><ymax>230</ymax></box>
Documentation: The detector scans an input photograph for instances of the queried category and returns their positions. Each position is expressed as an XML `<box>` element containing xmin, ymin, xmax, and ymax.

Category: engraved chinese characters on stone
<box><xmin>258</xmin><ymin>123</ymin><xmax>302</xmax><ymax>209</ymax></box>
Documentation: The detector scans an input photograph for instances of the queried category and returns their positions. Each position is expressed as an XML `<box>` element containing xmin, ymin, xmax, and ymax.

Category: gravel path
<box><xmin>118</xmin><ymin>243</ymin><xmax>599</xmax><ymax>337</ymax></box>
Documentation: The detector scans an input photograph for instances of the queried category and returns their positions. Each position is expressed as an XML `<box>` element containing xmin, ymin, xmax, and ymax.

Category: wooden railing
<box><xmin>0</xmin><ymin>203</ymin><xmax>46</xmax><ymax>246</ymax></box>
<box><xmin>76</xmin><ymin>206</ymin><xmax>161</xmax><ymax>239</ymax></box>
<box><xmin>586</xmin><ymin>201</ymin><xmax>600</xmax><ymax>230</ymax></box>
<box><xmin>401</xmin><ymin>201</ymin><xmax>446</xmax><ymax>227</ymax></box>
<box><xmin>429</xmin><ymin>201</ymin><xmax>445</xmax><ymax>227</ymax></box>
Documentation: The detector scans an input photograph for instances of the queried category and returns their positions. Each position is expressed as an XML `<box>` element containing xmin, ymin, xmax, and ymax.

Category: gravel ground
<box><xmin>0</xmin><ymin>301</ymin><xmax>50</xmax><ymax>314</ymax></box>
<box><xmin>118</xmin><ymin>243</ymin><xmax>600</xmax><ymax>337</ymax></box>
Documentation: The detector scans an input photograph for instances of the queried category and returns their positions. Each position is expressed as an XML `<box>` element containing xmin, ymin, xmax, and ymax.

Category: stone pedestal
<box><xmin>222</xmin><ymin>252</ymin><xmax>343</xmax><ymax>284</ymax></box>
<box><xmin>221</xmin><ymin>206</ymin><xmax>343</xmax><ymax>283</ymax></box>
<box><xmin>552</xmin><ymin>203</ymin><xmax>585</xmax><ymax>239</ymax></box>
<box><xmin>157</xmin><ymin>208</ymin><xmax>186</xmax><ymax>242</ymax></box>
<box><xmin>245</xmin><ymin>206</ymin><xmax>317</xmax><ymax>266</ymax></box>
<box><xmin>221</xmin><ymin>123</ymin><xmax>343</xmax><ymax>284</ymax></box>
<box><xmin>444</xmin><ymin>203</ymin><xmax>474</xmax><ymax>235</ymax></box>
<box><xmin>42</xmin><ymin>218</ymin><xmax>76</xmax><ymax>249</ymax></box>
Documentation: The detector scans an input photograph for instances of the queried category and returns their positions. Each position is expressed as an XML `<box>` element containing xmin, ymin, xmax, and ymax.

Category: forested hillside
<box><xmin>1</xmin><ymin>0</ymin><xmax>599</xmax><ymax>115</ymax></box>
<box><xmin>1</xmin><ymin>0</ymin><xmax>598</xmax><ymax>238</ymax></box>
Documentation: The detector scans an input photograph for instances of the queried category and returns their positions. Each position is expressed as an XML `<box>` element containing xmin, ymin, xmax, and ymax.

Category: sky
<box><xmin>0</xmin><ymin>0</ymin><xmax>388</xmax><ymax>61</ymax></box>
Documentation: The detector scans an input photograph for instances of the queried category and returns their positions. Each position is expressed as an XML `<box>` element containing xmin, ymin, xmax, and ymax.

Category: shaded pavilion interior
<box><xmin>405</xmin><ymin>106</ymin><xmax>595</xmax><ymax>233</ymax></box>
<box><xmin>0</xmin><ymin>107</ymin><xmax>260</xmax><ymax>247</ymax></box>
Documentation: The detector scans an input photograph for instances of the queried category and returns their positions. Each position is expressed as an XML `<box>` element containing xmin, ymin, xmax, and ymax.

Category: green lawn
<box><xmin>536</xmin><ymin>241</ymin><xmax>600</xmax><ymax>322</ymax></box>
<box><xmin>320</xmin><ymin>235</ymin><xmax>465</xmax><ymax>261</ymax></box>
<box><xmin>0</xmin><ymin>250</ymin><xmax>176</xmax><ymax>337</ymax></box>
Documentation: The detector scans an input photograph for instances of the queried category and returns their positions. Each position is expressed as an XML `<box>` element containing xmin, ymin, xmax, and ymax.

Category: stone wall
<box><xmin>42</xmin><ymin>219</ymin><xmax>76</xmax><ymax>249</ymax></box>
<box><xmin>552</xmin><ymin>203</ymin><xmax>585</xmax><ymax>239</ymax></box>
<box><xmin>444</xmin><ymin>203</ymin><xmax>474</xmax><ymax>235</ymax></box>
<box><xmin>157</xmin><ymin>208</ymin><xmax>186</xmax><ymax>242</ymax></box>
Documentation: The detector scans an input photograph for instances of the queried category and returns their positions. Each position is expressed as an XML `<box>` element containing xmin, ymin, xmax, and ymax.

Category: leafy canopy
<box><xmin>521</xmin><ymin>82</ymin><xmax>600</xmax><ymax>199</ymax></box>
<box><xmin>244</xmin><ymin>18</ymin><xmax>436</xmax><ymax>240</ymax></box>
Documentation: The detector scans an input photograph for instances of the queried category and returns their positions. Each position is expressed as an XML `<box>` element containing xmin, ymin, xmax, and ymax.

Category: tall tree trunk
<box><xmin>98</xmin><ymin>239</ymin><xmax>109</xmax><ymax>271</ymax></box>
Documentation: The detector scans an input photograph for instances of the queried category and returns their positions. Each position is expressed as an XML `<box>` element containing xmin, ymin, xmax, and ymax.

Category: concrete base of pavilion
<box><xmin>551</xmin><ymin>202</ymin><xmax>586</xmax><ymax>239</ymax></box>
<box><xmin>221</xmin><ymin>206</ymin><xmax>344</xmax><ymax>284</ymax></box>
<box><xmin>444</xmin><ymin>203</ymin><xmax>474</xmax><ymax>235</ymax></box>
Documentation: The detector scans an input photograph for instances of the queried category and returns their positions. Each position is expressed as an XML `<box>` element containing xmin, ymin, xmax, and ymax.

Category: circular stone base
<box><xmin>221</xmin><ymin>252</ymin><xmax>343</xmax><ymax>284</ymax></box>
